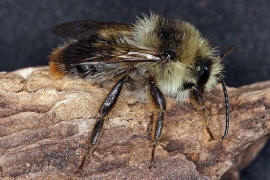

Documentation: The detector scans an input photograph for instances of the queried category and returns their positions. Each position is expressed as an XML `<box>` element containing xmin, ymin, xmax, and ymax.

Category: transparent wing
<box><xmin>50</xmin><ymin>37</ymin><xmax>161</xmax><ymax>81</ymax></box>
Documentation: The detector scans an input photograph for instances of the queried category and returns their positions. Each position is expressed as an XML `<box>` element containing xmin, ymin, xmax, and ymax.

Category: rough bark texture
<box><xmin>0</xmin><ymin>67</ymin><xmax>269</xmax><ymax>180</ymax></box>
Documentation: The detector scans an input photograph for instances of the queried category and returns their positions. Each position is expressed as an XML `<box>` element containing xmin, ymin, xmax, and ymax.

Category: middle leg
<box><xmin>149</xmin><ymin>80</ymin><xmax>166</xmax><ymax>168</ymax></box>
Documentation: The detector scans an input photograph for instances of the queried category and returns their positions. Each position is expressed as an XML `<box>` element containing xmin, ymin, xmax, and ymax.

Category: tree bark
<box><xmin>0</xmin><ymin>67</ymin><xmax>269</xmax><ymax>179</ymax></box>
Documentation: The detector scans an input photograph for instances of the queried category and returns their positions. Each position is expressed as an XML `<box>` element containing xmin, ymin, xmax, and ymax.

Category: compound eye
<box><xmin>196</xmin><ymin>60</ymin><xmax>211</xmax><ymax>76</ymax></box>
<box><xmin>196</xmin><ymin>59</ymin><xmax>212</xmax><ymax>91</ymax></box>
<box><xmin>203</xmin><ymin>65</ymin><xmax>209</xmax><ymax>71</ymax></box>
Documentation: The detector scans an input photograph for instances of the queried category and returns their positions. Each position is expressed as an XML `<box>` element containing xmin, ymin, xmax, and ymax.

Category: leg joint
<box><xmin>149</xmin><ymin>80</ymin><xmax>166</xmax><ymax>110</ymax></box>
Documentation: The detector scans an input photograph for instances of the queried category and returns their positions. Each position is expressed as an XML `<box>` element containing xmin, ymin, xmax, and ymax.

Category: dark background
<box><xmin>1</xmin><ymin>0</ymin><xmax>270</xmax><ymax>179</ymax></box>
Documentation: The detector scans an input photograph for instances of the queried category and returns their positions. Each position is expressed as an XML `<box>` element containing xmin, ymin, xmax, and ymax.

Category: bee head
<box><xmin>193</xmin><ymin>57</ymin><xmax>223</xmax><ymax>93</ymax></box>
<box><xmin>134</xmin><ymin>13</ymin><xmax>225</xmax><ymax>92</ymax></box>
<box><xmin>133</xmin><ymin>13</ymin><xmax>230</xmax><ymax>139</ymax></box>
<box><xmin>190</xmin><ymin>51</ymin><xmax>230</xmax><ymax>140</ymax></box>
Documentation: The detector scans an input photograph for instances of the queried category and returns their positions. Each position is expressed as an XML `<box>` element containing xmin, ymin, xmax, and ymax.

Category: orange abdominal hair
<box><xmin>49</xmin><ymin>47</ymin><xmax>65</xmax><ymax>78</ymax></box>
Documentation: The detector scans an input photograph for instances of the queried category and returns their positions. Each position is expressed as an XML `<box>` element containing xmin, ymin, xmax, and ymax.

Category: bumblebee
<box><xmin>49</xmin><ymin>13</ymin><xmax>230</xmax><ymax>172</ymax></box>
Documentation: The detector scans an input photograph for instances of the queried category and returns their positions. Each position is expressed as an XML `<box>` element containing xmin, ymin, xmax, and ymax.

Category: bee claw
<box><xmin>74</xmin><ymin>168</ymin><xmax>83</xmax><ymax>175</ymax></box>
<box><xmin>149</xmin><ymin>160</ymin><xmax>157</xmax><ymax>169</ymax></box>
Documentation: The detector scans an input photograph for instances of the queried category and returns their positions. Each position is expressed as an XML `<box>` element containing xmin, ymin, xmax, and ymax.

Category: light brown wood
<box><xmin>0</xmin><ymin>67</ymin><xmax>269</xmax><ymax>179</ymax></box>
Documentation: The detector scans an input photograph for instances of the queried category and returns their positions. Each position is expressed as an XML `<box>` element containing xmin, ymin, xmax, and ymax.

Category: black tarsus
<box><xmin>76</xmin><ymin>76</ymin><xmax>128</xmax><ymax>173</ymax></box>
<box><xmin>218</xmin><ymin>75</ymin><xmax>229</xmax><ymax>140</ymax></box>
<box><xmin>149</xmin><ymin>80</ymin><xmax>166</xmax><ymax>169</ymax></box>
<box><xmin>76</xmin><ymin>117</ymin><xmax>104</xmax><ymax>173</ymax></box>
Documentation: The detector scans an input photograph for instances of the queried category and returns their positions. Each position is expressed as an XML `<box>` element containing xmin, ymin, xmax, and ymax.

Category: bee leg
<box><xmin>200</xmin><ymin>106</ymin><xmax>214</xmax><ymax>140</ymax></box>
<box><xmin>149</xmin><ymin>80</ymin><xmax>166</xmax><ymax>169</ymax></box>
<box><xmin>76</xmin><ymin>76</ymin><xmax>128</xmax><ymax>173</ymax></box>
<box><xmin>190</xmin><ymin>87</ymin><xmax>214</xmax><ymax>140</ymax></box>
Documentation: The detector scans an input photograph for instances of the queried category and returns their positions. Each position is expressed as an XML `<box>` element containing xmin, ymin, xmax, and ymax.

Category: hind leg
<box><xmin>76</xmin><ymin>76</ymin><xmax>128</xmax><ymax>173</ymax></box>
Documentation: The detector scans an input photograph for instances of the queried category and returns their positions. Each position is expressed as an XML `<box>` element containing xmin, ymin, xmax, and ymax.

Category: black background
<box><xmin>1</xmin><ymin>0</ymin><xmax>270</xmax><ymax>179</ymax></box>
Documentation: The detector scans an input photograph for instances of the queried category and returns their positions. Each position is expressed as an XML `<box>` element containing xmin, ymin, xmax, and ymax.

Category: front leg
<box><xmin>190</xmin><ymin>87</ymin><xmax>214</xmax><ymax>140</ymax></box>
<box><xmin>76</xmin><ymin>76</ymin><xmax>128</xmax><ymax>173</ymax></box>
<box><xmin>149</xmin><ymin>80</ymin><xmax>166</xmax><ymax>168</ymax></box>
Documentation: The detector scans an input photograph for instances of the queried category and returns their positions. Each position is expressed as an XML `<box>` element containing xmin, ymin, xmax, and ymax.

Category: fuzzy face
<box><xmin>131</xmin><ymin>14</ymin><xmax>223</xmax><ymax>102</ymax></box>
